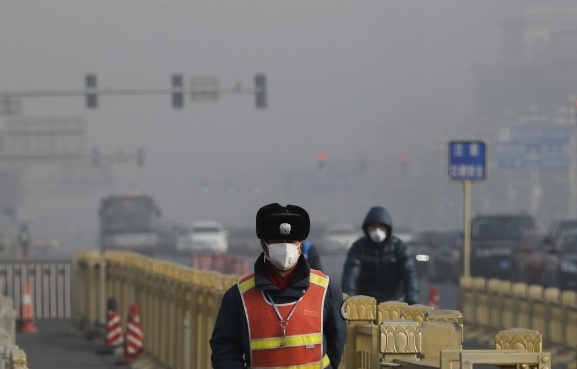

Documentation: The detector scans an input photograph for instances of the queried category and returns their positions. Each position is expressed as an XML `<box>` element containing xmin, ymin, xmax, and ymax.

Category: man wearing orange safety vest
<box><xmin>210</xmin><ymin>203</ymin><xmax>347</xmax><ymax>369</ymax></box>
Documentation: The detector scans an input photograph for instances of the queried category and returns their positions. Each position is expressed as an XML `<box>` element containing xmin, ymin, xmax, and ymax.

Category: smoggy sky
<box><xmin>0</xmin><ymin>1</ymin><xmax>560</xmax><ymax>246</ymax></box>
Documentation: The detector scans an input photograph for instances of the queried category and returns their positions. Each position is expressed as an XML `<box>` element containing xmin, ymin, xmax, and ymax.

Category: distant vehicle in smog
<box><xmin>543</xmin><ymin>218</ymin><xmax>577</xmax><ymax>249</ymax></box>
<box><xmin>469</xmin><ymin>213</ymin><xmax>537</xmax><ymax>280</ymax></box>
<box><xmin>510</xmin><ymin>231</ymin><xmax>546</xmax><ymax>284</ymax></box>
<box><xmin>542</xmin><ymin>229</ymin><xmax>577</xmax><ymax>291</ymax></box>
<box><xmin>157</xmin><ymin>222</ymin><xmax>185</xmax><ymax>253</ymax></box>
<box><xmin>319</xmin><ymin>223</ymin><xmax>361</xmax><ymax>253</ymax></box>
<box><xmin>410</xmin><ymin>230</ymin><xmax>441</xmax><ymax>279</ymax></box>
<box><xmin>99</xmin><ymin>193</ymin><xmax>161</xmax><ymax>256</ymax></box>
<box><xmin>168</xmin><ymin>224</ymin><xmax>193</xmax><ymax>254</ymax></box>
<box><xmin>427</xmin><ymin>230</ymin><xmax>462</xmax><ymax>283</ymax></box>
<box><xmin>179</xmin><ymin>221</ymin><xmax>229</xmax><ymax>254</ymax></box>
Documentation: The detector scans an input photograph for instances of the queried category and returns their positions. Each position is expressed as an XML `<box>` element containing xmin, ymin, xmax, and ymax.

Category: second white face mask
<box><xmin>369</xmin><ymin>229</ymin><xmax>387</xmax><ymax>243</ymax></box>
<box><xmin>266</xmin><ymin>242</ymin><xmax>300</xmax><ymax>270</ymax></box>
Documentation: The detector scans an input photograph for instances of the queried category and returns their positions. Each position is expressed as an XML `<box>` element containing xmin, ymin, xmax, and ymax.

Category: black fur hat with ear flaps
<box><xmin>256</xmin><ymin>203</ymin><xmax>310</xmax><ymax>241</ymax></box>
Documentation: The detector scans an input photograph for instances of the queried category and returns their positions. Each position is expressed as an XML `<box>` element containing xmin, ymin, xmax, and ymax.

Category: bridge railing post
<box><xmin>340</xmin><ymin>295</ymin><xmax>377</xmax><ymax>369</ymax></box>
<box><xmin>561</xmin><ymin>290</ymin><xmax>577</xmax><ymax>351</ymax></box>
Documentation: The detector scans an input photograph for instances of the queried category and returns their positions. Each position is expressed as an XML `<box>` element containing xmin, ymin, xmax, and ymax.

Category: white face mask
<box><xmin>369</xmin><ymin>229</ymin><xmax>387</xmax><ymax>243</ymax></box>
<box><xmin>266</xmin><ymin>242</ymin><xmax>300</xmax><ymax>270</ymax></box>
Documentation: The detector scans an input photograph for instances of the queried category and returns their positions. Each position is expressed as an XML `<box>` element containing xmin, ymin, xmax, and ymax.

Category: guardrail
<box><xmin>71</xmin><ymin>251</ymin><xmax>573</xmax><ymax>369</ymax></box>
<box><xmin>1</xmin><ymin>252</ymin><xmax>572</xmax><ymax>369</ymax></box>
<box><xmin>459</xmin><ymin>276</ymin><xmax>577</xmax><ymax>354</ymax></box>
<box><xmin>0</xmin><ymin>260</ymin><xmax>72</xmax><ymax>320</ymax></box>
<box><xmin>0</xmin><ymin>294</ymin><xmax>29</xmax><ymax>369</ymax></box>
<box><xmin>0</xmin><ymin>258</ymin><xmax>72</xmax><ymax>369</ymax></box>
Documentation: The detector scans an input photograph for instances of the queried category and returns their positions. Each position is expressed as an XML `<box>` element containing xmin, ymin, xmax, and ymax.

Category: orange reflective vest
<box><xmin>238</xmin><ymin>270</ymin><xmax>330</xmax><ymax>369</ymax></box>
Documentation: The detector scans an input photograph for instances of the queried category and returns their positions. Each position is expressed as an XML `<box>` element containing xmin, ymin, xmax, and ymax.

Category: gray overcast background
<box><xmin>0</xmin><ymin>1</ymin><xmax>556</xmax><ymax>250</ymax></box>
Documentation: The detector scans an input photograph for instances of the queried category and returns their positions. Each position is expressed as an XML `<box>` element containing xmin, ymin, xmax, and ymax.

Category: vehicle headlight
<box><xmin>560</xmin><ymin>259</ymin><xmax>577</xmax><ymax>273</ymax></box>
<box><xmin>415</xmin><ymin>254</ymin><xmax>429</xmax><ymax>262</ymax></box>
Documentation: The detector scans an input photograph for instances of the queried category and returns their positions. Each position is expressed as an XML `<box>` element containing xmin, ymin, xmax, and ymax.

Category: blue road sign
<box><xmin>497</xmin><ymin>125</ymin><xmax>570</xmax><ymax>171</ymax></box>
<box><xmin>448</xmin><ymin>141</ymin><xmax>487</xmax><ymax>181</ymax></box>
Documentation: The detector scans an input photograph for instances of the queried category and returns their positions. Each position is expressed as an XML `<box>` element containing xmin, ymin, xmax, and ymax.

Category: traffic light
<box><xmin>400</xmin><ymin>153</ymin><xmax>409</xmax><ymax>172</ymax></box>
<box><xmin>255</xmin><ymin>74</ymin><xmax>266</xmax><ymax>109</ymax></box>
<box><xmin>400</xmin><ymin>153</ymin><xmax>409</xmax><ymax>163</ymax></box>
<box><xmin>172</xmin><ymin>74</ymin><xmax>184</xmax><ymax>108</ymax></box>
<box><xmin>85</xmin><ymin>74</ymin><xmax>98</xmax><ymax>109</ymax></box>
<box><xmin>317</xmin><ymin>152</ymin><xmax>327</xmax><ymax>171</ymax></box>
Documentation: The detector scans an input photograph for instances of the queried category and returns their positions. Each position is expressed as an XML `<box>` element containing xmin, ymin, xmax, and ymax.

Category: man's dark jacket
<box><xmin>210</xmin><ymin>254</ymin><xmax>347</xmax><ymax>369</ymax></box>
<box><xmin>341</xmin><ymin>206</ymin><xmax>419</xmax><ymax>304</ymax></box>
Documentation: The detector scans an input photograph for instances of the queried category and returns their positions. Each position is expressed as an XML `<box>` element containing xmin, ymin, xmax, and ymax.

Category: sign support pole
<box><xmin>463</xmin><ymin>180</ymin><xmax>471</xmax><ymax>277</ymax></box>
<box><xmin>448</xmin><ymin>140</ymin><xmax>486</xmax><ymax>280</ymax></box>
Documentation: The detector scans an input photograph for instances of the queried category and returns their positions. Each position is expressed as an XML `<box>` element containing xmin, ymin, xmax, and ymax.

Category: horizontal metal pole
<box><xmin>0</xmin><ymin>87</ymin><xmax>258</xmax><ymax>99</ymax></box>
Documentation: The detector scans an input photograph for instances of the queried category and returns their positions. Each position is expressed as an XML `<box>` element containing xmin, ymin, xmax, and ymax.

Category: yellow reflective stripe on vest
<box><xmin>309</xmin><ymin>273</ymin><xmax>328</xmax><ymax>288</ymax></box>
<box><xmin>321</xmin><ymin>354</ymin><xmax>330</xmax><ymax>369</ymax></box>
<box><xmin>251</xmin><ymin>354</ymin><xmax>330</xmax><ymax>369</ymax></box>
<box><xmin>250</xmin><ymin>333</ymin><xmax>322</xmax><ymax>350</ymax></box>
<box><xmin>238</xmin><ymin>277</ymin><xmax>256</xmax><ymax>294</ymax></box>
<box><xmin>240</xmin><ymin>273</ymin><xmax>327</xmax><ymax>294</ymax></box>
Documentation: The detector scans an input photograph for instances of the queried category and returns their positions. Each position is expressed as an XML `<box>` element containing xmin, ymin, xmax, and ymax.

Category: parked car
<box><xmin>427</xmin><ymin>230</ymin><xmax>463</xmax><ymax>283</ymax></box>
<box><xmin>543</xmin><ymin>218</ymin><xmax>577</xmax><ymax>248</ymax></box>
<box><xmin>470</xmin><ymin>213</ymin><xmax>537</xmax><ymax>280</ymax></box>
<box><xmin>542</xmin><ymin>229</ymin><xmax>577</xmax><ymax>291</ymax></box>
<box><xmin>319</xmin><ymin>223</ymin><xmax>361</xmax><ymax>253</ymax></box>
<box><xmin>175</xmin><ymin>221</ymin><xmax>229</xmax><ymax>254</ymax></box>
<box><xmin>510</xmin><ymin>231</ymin><xmax>546</xmax><ymax>284</ymax></box>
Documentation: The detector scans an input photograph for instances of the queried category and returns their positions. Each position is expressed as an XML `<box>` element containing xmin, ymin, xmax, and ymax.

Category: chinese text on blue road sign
<box><xmin>448</xmin><ymin>141</ymin><xmax>487</xmax><ymax>181</ymax></box>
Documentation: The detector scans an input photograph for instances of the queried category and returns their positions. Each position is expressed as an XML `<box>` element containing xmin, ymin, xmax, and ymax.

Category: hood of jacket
<box><xmin>362</xmin><ymin>206</ymin><xmax>393</xmax><ymax>237</ymax></box>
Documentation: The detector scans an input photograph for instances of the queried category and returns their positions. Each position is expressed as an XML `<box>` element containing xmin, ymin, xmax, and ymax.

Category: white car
<box><xmin>320</xmin><ymin>223</ymin><xmax>362</xmax><ymax>253</ymax></box>
<box><xmin>178</xmin><ymin>221</ymin><xmax>229</xmax><ymax>253</ymax></box>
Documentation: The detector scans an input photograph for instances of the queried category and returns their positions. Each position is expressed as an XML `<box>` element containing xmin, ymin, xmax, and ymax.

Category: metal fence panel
<box><xmin>0</xmin><ymin>261</ymin><xmax>71</xmax><ymax>320</ymax></box>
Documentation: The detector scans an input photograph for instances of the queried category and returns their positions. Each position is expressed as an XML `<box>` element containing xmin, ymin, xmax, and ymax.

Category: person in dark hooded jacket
<box><xmin>341</xmin><ymin>206</ymin><xmax>419</xmax><ymax>304</ymax></box>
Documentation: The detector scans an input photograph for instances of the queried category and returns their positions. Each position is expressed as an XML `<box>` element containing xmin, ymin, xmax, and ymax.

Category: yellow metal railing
<box><xmin>72</xmin><ymin>251</ymin><xmax>572</xmax><ymax>369</ymax></box>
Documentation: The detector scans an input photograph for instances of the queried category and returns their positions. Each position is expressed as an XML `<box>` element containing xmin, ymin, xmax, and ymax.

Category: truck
<box><xmin>99</xmin><ymin>193</ymin><xmax>161</xmax><ymax>256</ymax></box>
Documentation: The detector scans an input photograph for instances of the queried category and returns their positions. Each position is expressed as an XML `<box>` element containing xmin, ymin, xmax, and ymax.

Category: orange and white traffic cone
<box><xmin>96</xmin><ymin>298</ymin><xmax>123</xmax><ymax>355</ymax></box>
<box><xmin>17</xmin><ymin>280</ymin><xmax>37</xmax><ymax>333</ymax></box>
<box><xmin>428</xmin><ymin>285</ymin><xmax>440</xmax><ymax>309</ymax></box>
<box><xmin>116</xmin><ymin>303</ymin><xmax>144</xmax><ymax>366</ymax></box>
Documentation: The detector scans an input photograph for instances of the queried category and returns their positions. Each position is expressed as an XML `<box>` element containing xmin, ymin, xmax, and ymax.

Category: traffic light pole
<box><xmin>0</xmin><ymin>74</ymin><xmax>267</xmax><ymax>109</ymax></box>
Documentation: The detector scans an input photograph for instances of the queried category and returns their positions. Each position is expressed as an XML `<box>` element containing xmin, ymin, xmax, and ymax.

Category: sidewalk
<box><xmin>16</xmin><ymin>320</ymin><xmax>119</xmax><ymax>369</ymax></box>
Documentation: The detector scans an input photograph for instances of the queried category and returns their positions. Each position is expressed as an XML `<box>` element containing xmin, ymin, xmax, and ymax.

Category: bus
<box><xmin>99</xmin><ymin>194</ymin><xmax>161</xmax><ymax>256</ymax></box>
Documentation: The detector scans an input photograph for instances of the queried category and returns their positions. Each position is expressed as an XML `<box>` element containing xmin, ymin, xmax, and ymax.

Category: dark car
<box><xmin>542</xmin><ymin>229</ymin><xmax>577</xmax><ymax>291</ymax></box>
<box><xmin>470</xmin><ymin>213</ymin><xmax>537</xmax><ymax>280</ymax></box>
<box><xmin>510</xmin><ymin>231</ymin><xmax>546</xmax><ymax>284</ymax></box>
<box><xmin>410</xmin><ymin>230</ymin><xmax>441</xmax><ymax>279</ymax></box>
<box><xmin>543</xmin><ymin>218</ymin><xmax>577</xmax><ymax>248</ymax></box>
<box><xmin>427</xmin><ymin>230</ymin><xmax>463</xmax><ymax>283</ymax></box>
